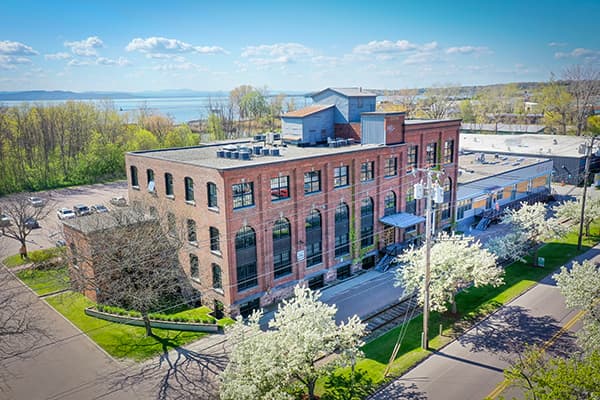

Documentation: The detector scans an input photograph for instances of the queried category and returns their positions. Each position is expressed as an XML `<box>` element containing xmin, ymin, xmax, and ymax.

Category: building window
<box><xmin>165</xmin><ymin>173</ymin><xmax>174</xmax><ymax>196</ymax></box>
<box><xmin>273</xmin><ymin>218</ymin><xmax>292</xmax><ymax>279</ymax></box>
<box><xmin>270</xmin><ymin>176</ymin><xmax>290</xmax><ymax>201</ymax></box>
<box><xmin>232</xmin><ymin>182</ymin><xmax>254</xmax><ymax>209</ymax></box>
<box><xmin>440</xmin><ymin>203</ymin><xmax>451</xmax><ymax>220</ymax></box>
<box><xmin>167</xmin><ymin>212</ymin><xmax>176</xmax><ymax>235</ymax></box>
<box><xmin>304</xmin><ymin>171</ymin><xmax>321</xmax><ymax>194</ymax></box>
<box><xmin>384</xmin><ymin>157</ymin><xmax>398</xmax><ymax>177</ymax></box>
<box><xmin>190</xmin><ymin>254</ymin><xmax>199</xmax><ymax>280</ymax></box>
<box><xmin>187</xmin><ymin>219</ymin><xmax>197</xmax><ymax>243</ymax></box>
<box><xmin>360</xmin><ymin>197</ymin><xmax>374</xmax><ymax>248</ymax></box>
<box><xmin>443</xmin><ymin>140</ymin><xmax>454</xmax><ymax>164</ymax></box>
<box><xmin>212</xmin><ymin>263</ymin><xmax>222</xmax><ymax>289</ymax></box>
<box><xmin>406</xmin><ymin>187</ymin><xmax>416</xmax><ymax>214</ymax></box>
<box><xmin>207</xmin><ymin>182</ymin><xmax>218</xmax><ymax>208</ymax></box>
<box><xmin>334</xmin><ymin>203</ymin><xmax>350</xmax><ymax>257</ymax></box>
<box><xmin>360</xmin><ymin>161</ymin><xmax>375</xmax><ymax>182</ymax></box>
<box><xmin>384</xmin><ymin>191</ymin><xmax>397</xmax><ymax>216</ymax></box>
<box><xmin>305</xmin><ymin>209</ymin><xmax>322</xmax><ymax>267</ymax></box>
<box><xmin>146</xmin><ymin>169</ymin><xmax>155</xmax><ymax>192</ymax></box>
<box><xmin>407</xmin><ymin>145</ymin><xmax>418</xmax><ymax>172</ymax></box>
<box><xmin>130</xmin><ymin>166</ymin><xmax>139</xmax><ymax>187</ymax></box>
<box><xmin>334</xmin><ymin>166</ymin><xmax>349</xmax><ymax>188</ymax></box>
<box><xmin>184</xmin><ymin>177</ymin><xmax>194</xmax><ymax>202</ymax></box>
<box><xmin>456</xmin><ymin>199</ymin><xmax>473</xmax><ymax>220</ymax></box>
<box><xmin>511</xmin><ymin>184</ymin><xmax>517</xmax><ymax>200</ymax></box>
<box><xmin>443</xmin><ymin>177</ymin><xmax>452</xmax><ymax>203</ymax></box>
<box><xmin>210</xmin><ymin>227</ymin><xmax>220</xmax><ymax>252</ymax></box>
<box><xmin>235</xmin><ymin>226</ymin><xmax>258</xmax><ymax>291</ymax></box>
<box><xmin>426</xmin><ymin>142</ymin><xmax>437</xmax><ymax>166</ymax></box>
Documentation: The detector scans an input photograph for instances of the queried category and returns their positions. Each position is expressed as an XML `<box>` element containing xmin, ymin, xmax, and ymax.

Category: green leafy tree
<box><xmin>207</xmin><ymin>113</ymin><xmax>226</xmax><ymax>141</ymax></box>
<box><xmin>125</xmin><ymin>127</ymin><xmax>160</xmax><ymax>151</ymax></box>
<box><xmin>553</xmin><ymin>198</ymin><xmax>600</xmax><ymax>236</ymax></box>
<box><xmin>162</xmin><ymin>125</ymin><xmax>198</xmax><ymax>148</ymax></box>
<box><xmin>504</xmin><ymin>346</ymin><xmax>600</xmax><ymax>400</ymax></box>
<box><xmin>534</xmin><ymin>78</ymin><xmax>573</xmax><ymax>135</ymax></box>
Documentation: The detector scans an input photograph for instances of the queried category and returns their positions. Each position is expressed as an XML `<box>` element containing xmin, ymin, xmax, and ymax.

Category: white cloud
<box><xmin>445</xmin><ymin>46</ymin><xmax>491</xmax><ymax>55</ymax></box>
<box><xmin>151</xmin><ymin>62</ymin><xmax>206</xmax><ymax>71</ymax></box>
<box><xmin>125</xmin><ymin>37</ymin><xmax>227</xmax><ymax>57</ymax></box>
<box><xmin>241</xmin><ymin>43</ymin><xmax>313</xmax><ymax>66</ymax></box>
<box><xmin>64</xmin><ymin>36</ymin><xmax>104</xmax><ymax>57</ymax></box>
<box><xmin>45</xmin><ymin>52</ymin><xmax>71</xmax><ymax>60</ymax></box>
<box><xmin>0</xmin><ymin>40</ymin><xmax>38</xmax><ymax>55</ymax></box>
<box><xmin>548</xmin><ymin>42</ymin><xmax>567</xmax><ymax>47</ymax></box>
<box><xmin>96</xmin><ymin>56</ymin><xmax>130</xmax><ymax>66</ymax></box>
<box><xmin>555</xmin><ymin>47</ymin><xmax>600</xmax><ymax>59</ymax></box>
<box><xmin>0</xmin><ymin>55</ymin><xmax>32</xmax><ymax>69</ymax></box>
<box><xmin>352</xmin><ymin>40</ymin><xmax>437</xmax><ymax>55</ymax></box>
<box><xmin>67</xmin><ymin>59</ymin><xmax>91</xmax><ymax>67</ymax></box>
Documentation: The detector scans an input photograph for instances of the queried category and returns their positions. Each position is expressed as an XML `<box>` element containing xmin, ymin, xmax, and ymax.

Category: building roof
<box><xmin>282</xmin><ymin>104</ymin><xmax>334</xmax><ymax>118</ymax></box>
<box><xmin>62</xmin><ymin>209</ymin><xmax>155</xmax><ymax>235</ymax></box>
<box><xmin>361</xmin><ymin>111</ymin><xmax>405</xmax><ymax>116</ymax></box>
<box><xmin>461</xmin><ymin>123</ymin><xmax>545</xmax><ymax>134</ymax></box>
<box><xmin>129</xmin><ymin>140</ymin><xmax>385</xmax><ymax>170</ymax></box>
<box><xmin>457</xmin><ymin>153</ymin><xmax>550</xmax><ymax>185</ymax></box>
<box><xmin>457</xmin><ymin>155</ymin><xmax>553</xmax><ymax>201</ymax></box>
<box><xmin>311</xmin><ymin>87</ymin><xmax>377</xmax><ymax>98</ymax></box>
<box><xmin>460</xmin><ymin>133</ymin><xmax>588</xmax><ymax>158</ymax></box>
<box><xmin>404</xmin><ymin>118</ymin><xmax>462</xmax><ymax>125</ymax></box>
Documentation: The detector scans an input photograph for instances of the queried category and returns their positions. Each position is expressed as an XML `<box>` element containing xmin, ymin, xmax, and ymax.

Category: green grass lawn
<box><xmin>3</xmin><ymin>247</ymin><xmax>64</xmax><ymax>268</ymax></box>
<box><xmin>316</xmin><ymin>225</ymin><xmax>600</xmax><ymax>396</ymax></box>
<box><xmin>16</xmin><ymin>266</ymin><xmax>70</xmax><ymax>296</ymax></box>
<box><xmin>46</xmin><ymin>292</ymin><xmax>209</xmax><ymax>361</ymax></box>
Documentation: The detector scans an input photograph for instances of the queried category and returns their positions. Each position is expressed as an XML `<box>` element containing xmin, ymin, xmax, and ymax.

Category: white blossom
<box><xmin>395</xmin><ymin>232</ymin><xmax>502</xmax><ymax>313</ymax></box>
<box><xmin>553</xmin><ymin>260</ymin><xmax>600</xmax><ymax>354</ymax></box>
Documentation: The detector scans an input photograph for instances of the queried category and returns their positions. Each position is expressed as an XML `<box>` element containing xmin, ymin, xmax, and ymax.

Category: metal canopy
<box><xmin>379</xmin><ymin>212</ymin><xmax>425</xmax><ymax>228</ymax></box>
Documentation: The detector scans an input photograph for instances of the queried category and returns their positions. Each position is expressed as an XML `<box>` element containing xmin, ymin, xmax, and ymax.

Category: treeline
<box><xmin>0</xmin><ymin>101</ymin><xmax>198</xmax><ymax>195</ymax></box>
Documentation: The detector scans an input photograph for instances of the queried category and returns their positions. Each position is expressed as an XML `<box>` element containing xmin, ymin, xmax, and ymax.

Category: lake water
<box><xmin>2</xmin><ymin>95</ymin><xmax>311</xmax><ymax>123</ymax></box>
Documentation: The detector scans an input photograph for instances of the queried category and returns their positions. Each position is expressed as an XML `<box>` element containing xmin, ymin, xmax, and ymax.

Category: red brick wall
<box><xmin>334</xmin><ymin>123</ymin><xmax>362</xmax><ymax>141</ymax></box>
<box><xmin>384</xmin><ymin>114</ymin><xmax>405</xmax><ymax>144</ymax></box>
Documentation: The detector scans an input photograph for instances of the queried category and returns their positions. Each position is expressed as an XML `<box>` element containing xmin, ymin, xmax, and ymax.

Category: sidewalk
<box><xmin>369</xmin><ymin>242</ymin><xmax>600</xmax><ymax>400</ymax></box>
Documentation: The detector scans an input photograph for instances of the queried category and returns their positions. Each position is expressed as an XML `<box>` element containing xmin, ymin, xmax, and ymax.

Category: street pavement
<box><xmin>369</xmin><ymin>245</ymin><xmax>599</xmax><ymax>400</ymax></box>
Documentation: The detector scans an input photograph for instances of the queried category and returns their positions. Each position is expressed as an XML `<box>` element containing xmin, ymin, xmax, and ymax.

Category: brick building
<box><xmin>124</xmin><ymin>88</ymin><xmax>461</xmax><ymax>317</ymax></box>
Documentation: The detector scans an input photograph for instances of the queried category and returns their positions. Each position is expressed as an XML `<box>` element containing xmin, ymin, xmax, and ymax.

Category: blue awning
<box><xmin>379</xmin><ymin>212</ymin><xmax>425</xmax><ymax>228</ymax></box>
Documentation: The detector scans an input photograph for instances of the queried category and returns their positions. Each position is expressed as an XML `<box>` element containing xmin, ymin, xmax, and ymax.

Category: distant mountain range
<box><xmin>0</xmin><ymin>89</ymin><xmax>308</xmax><ymax>101</ymax></box>
<box><xmin>0</xmin><ymin>89</ymin><xmax>232</xmax><ymax>101</ymax></box>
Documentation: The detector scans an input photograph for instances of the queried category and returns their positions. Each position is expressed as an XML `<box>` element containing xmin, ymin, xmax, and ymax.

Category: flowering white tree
<box><xmin>553</xmin><ymin>260</ymin><xmax>600</xmax><ymax>355</ymax></box>
<box><xmin>220</xmin><ymin>285</ymin><xmax>366</xmax><ymax>400</ymax></box>
<box><xmin>553</xmin><ymin>198</ymin><xmax>600</xmax><ymax>237</ymax></box>
<box><xmin>395</xmin><ymin>232</ymin><xmax>502</xmax><ymax>314</ymax></box>
<box><xmin>487</xmin><ymin>230</ymin><xmax>530</xmax><ymax>263</ymax></box>
<box><xmin>495</xmin><ymin>202</ymin><xmax>566</xmax><ymax>266</ymax></box>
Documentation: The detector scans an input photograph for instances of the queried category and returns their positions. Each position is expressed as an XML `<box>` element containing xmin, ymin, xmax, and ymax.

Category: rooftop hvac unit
<box><xmin>232</xmin><ymin>151</ymin><xmax>240</xmax><ymax>159</ymax></box>
<box><xmin>240</xmin><ymin>152</ymin><xmax>251</xmax><ymax>160</ymax></box>
<box><xmin>272</xmin><ymin>133</ymin><xmax>281</xmax><ymax>141</ymax></box>
<box><xmin>262</xmin><ymin>148</ymin><xmax>270</xmax><ymax>156</ymax></box>
<box><xmin>224</xmin><ymin>150</ymin><xmax>232</xmax><ymax>158</ymax></box>
<box><xmin>270</xmin><ymin>148</ymin><xmax>280</xmax><ymax>156</ymax></box>
<box><xmin>254</xmin><ymin>134</ymin><xmax>265</xmax><ymax>141</ymax></box>
<box><xmin>216</xmin><ymin>150</ymin><xmax>225</xmax><ymax>158</ymax></box>
<box><xmin>253</xmin><ymin>145</ymin><xmax>262</xmax><ymax>155</ymax></box>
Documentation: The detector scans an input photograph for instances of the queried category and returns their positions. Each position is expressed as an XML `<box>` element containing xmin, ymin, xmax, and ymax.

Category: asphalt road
<box><xmin>369</xmin><ymin>247</ymin><xmax>599</xmax><ymax>400</ymax></box>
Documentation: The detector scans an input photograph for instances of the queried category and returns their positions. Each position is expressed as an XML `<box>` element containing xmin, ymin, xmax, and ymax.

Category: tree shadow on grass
<box><xmin>110</xmin><ymin>332</ymin><xmax>228</xmax><ymax>400</ymax></box>
<box><xmin>457</xmin><ymin>305</ymin><xmax>578</xmax><ymax>358</ymax></box>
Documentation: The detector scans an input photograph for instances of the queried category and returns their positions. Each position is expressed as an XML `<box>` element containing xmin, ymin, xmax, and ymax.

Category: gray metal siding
<box><xmin>312</xmin><ymin>90</ymin><xmax>349</xmax><ymax>123</ymax></box>
<box><xmin>361</xmin><ymin>115</ymin><xmax>385</xmax><ymax>144</ymax></box>
<box><xmin>282</xmin><ymin>108</ymin><xmax>334</xmax><ymax>144</ymax></box>
<box><xmin>348</xmin><ymin>97</ymin><xmax>376</xmax><ymax>122</ymax></box>
<box><xmin>282</xmin><ymin>118</ymin><xmax>303</xmax><ymax>139</ymax></box>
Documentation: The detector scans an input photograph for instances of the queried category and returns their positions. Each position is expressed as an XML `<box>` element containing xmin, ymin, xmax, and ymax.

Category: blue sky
<box><xmin>1</xmin><ymin>0</ymin><xmax>598</xmax><ymax>92</ymax></box>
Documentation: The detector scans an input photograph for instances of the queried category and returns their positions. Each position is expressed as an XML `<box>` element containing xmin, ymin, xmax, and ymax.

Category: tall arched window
<box><xmin>442</xmin><ymin>177</ymin><xmax>452</xmax><ymax>219</ymax></box>
<box><xmin>212</xmin><ymin>263</ymin><xmax>222</xmax><ymax>290</ymax></box>
<box><xmin>165</xmin><ymin>173</ymin><xmax>174</xmax><ymax>196</ymax></box>
<box><xmin>384</xmin><ymin>191</ymin><xmax>397</xmax><ymax>216</ymax></box>
<box><xmin>184</xmin><ymin>177</ymin><xmax>194</xmax><ymax>202</ymax></box>
<box><xmin>305</xmin><ymin>209</ymin><xmax>322</xmax><ymax>267</ymax></box>
<box><xmin>334</xmin><ymin>203</ymin><xmax>350</xmax><ymax>257</ymax></box>
<box><xmin>273</xmin><ymin>218</ymin><xmax>292</xmax><ymax>279</ymax></box>
<box><xmin>360</xmin><ymin>197</ymin><xmax>374</xmax><ymax>248</ymax></box>
<box><xmin>235</xmin><ymin>226</ymin><xmax>257</xmax><ymax>291</ymax></box>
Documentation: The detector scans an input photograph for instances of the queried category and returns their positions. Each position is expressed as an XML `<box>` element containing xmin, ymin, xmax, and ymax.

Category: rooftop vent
<box><xmin>270</xmin><ymin>148</ymin><xmax>280</xmax><ymax>157</ymax></box>
<box><xmin>216</xmin><ymin>150</ymin><xmax>225</xmax><ymax>158</ymax></box>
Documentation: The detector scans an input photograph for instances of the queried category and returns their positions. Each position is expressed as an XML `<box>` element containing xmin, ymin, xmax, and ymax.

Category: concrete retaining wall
<box><xmin>85</xmin><ymin>308</ymin><xmax>221</xmax><ymax>333</ymax></box>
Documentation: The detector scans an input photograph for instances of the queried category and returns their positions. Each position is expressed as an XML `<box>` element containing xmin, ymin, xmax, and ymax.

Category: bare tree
<box><xmin>1</xmin><ymin>194</ymin><xmax>53</xmax><ymax>258</ymax></box>
<box><xmin>66</xmin><ymin>207</ymin><xmax>199</xmax><ymax>337</ymax></box>
<box><xmin>416</xmin><ymin>85</ymin><xmax>460</xmax><ymax>119</ymax></box>
<box><xmin>562</xmin><ymin>65</ymin><xmax>600</xmax><ymax>136</ymax></box>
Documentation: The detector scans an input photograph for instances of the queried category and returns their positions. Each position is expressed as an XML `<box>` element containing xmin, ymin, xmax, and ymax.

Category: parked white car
<box><xmin>28</xmin><ymin>196</ymin><xmax>45</xmax><ymax>207</ymax></box>
<box><xmin>57</xmin><ymin>207</ymin><xmax>76</xmax><ymax>220</ymax></box>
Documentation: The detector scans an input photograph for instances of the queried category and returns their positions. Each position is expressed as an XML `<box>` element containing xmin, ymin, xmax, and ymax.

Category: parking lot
<box><xmin>0</xmin><ymin>181</ymin><xmax>128</xmax><ymax>258</ymax></box>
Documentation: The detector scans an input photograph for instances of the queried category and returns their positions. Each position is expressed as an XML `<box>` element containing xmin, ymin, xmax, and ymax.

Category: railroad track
<box><xmin>363</xmin><ymin>294</ymin><xmax>420</xmax><ymax>340</ymax></box>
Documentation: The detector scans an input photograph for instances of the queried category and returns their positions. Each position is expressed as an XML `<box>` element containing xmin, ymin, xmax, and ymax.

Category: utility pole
<box><xmin>414</xmin><ymin>169</ymin><xmax>444</xmax><ymax>350</ymax></box>
<box><xmin>578</xmin><ymin>136</ymin><xmax>596</xmax><ymax>250</ymax></box>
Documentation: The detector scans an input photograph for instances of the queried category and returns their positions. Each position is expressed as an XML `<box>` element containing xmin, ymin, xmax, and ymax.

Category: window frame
<box><xmin>212</xmin><ymin>263</ymin><xmax>222</xmax><ymax>290</ymax></box>
<box><xmin>209</xmin><ymin>226</ymin><xmax>220</xmax><ymax>252</ymax></box>
<box><xmin>384</xmin><ymin>191</ymin><xmax>397</xmax><ymax>216</ymax></box>
<box><xmin>384</xmin><ymin>157</ymin><xmax>398</xmax><ymax>177</ymax></box>
<box><xmin>360</xmin><ymin>161</ymin><xmax>375</xmax><ymax>182</ymax></box>
<box><xmin>270</xmin><ymin>175</ymin><xmax>290</xmax><ymax>201</ymax></box>
<box><xmin>232</xmin><ymin>182</ymin><xmax>255</xmax><ymax>209</ymax></box>
<box><xmin>207</xmin><ymin>182</ymin><xmax>218</xmax><ymax>208</ymax></box>
<box><xmin>130</xmin><ymin>166</ymin><xmax>139</xmax><ymax>188</ymax></box>
<box><xmin>165</xmin><ymin>173</ymin><xmax>174</xmax><ymax>196</ymax></box>
<box><xmin>189</xmin><ymin>253</ymin><xmax>199</xmax><ymax>280</ymax></box>
<box><xmin>304</xmin><ymin>170</ymin><xmax>321</xmax><ymax>194</ymax></box>
<box><xmin>184</xmin><ymin>177</ymin><xmax>195</xmax><ymax>202</ymax></box>
<box><xmin>426</xmin><ymin>142</ymin><xmax>437</xmax><ymax>167</ymax></box>
<box><xmin>443</xmin><ymin>139</ymin><xmax>455</xmax><ymax>164</ymax></box>
<box><xmin>333</xmin><ymin>166</ymin><xmax>349</xmax><ymax>188</ymax></box>
<box><xmin>187</xmin><ymin>219</ymin><xmax>197</xmax><ymax>243</ymax></box>
<box><xmin>407</xmin><ymin>145</ymin><xmax>418</xmax><ymax>172</ymax></box>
